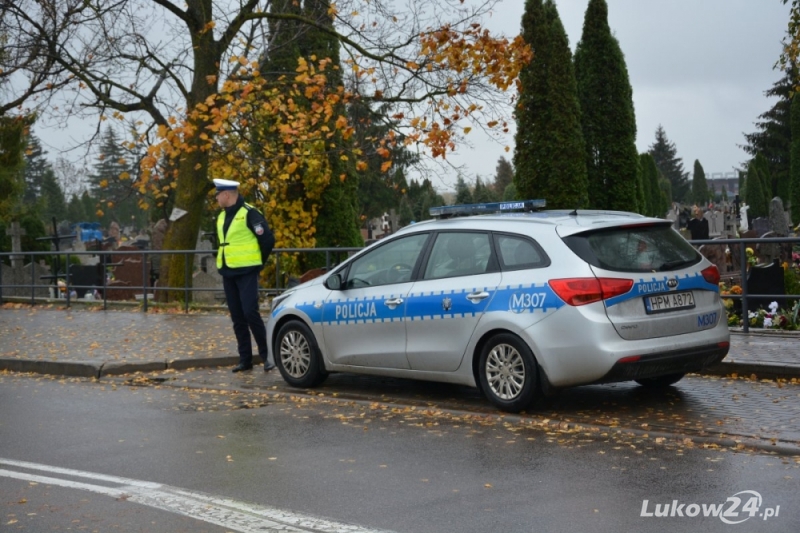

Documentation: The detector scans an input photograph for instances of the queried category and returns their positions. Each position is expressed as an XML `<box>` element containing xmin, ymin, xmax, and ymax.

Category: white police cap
<box><xmin>213</xmin><ymin>178</ymin><xmax>239</xmax><ymax>191</ymax></box>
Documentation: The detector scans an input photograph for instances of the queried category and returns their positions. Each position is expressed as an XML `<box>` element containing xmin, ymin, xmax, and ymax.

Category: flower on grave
<box><xmin>763</xmin><ymin>317</ymin><xmax>773</xmax><ymax>328</ymax></box>
<box><xmin>769</xmin><ymin>301</ymin><xmax>779</xmax><ymax>314</ymax></box>
<box><xmin>745</xmin><ymin>247</ymin><xmax>758</xmax><ymax>266</ymax></box>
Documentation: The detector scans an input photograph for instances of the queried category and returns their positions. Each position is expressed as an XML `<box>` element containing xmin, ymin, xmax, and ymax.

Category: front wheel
<box><xmin>635</xmin><ymin>372</ymin><xmax>685</xmax><ymax>388</ymax></box>
<box><xmin>478</xmin><ymin>333</ymin><xmax>538</xmax><ymax>413</ymax></box>
<box><xmin>274</xmin><ymin>320</ymin><xmax>328</xmax><ymax>388</ymax></box>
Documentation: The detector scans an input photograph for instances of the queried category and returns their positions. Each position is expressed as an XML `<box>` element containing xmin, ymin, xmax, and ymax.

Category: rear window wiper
<box><xmin>656</xmin><ymin>259</ymin><xmax>693</xmax><ymax>271</ymax></box>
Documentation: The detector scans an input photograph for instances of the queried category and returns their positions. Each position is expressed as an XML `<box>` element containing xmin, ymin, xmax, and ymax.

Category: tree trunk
<box><xmin>160</xmin><ymin>0</ymin><xmax>219</xmax><ymax>302</ymax></box>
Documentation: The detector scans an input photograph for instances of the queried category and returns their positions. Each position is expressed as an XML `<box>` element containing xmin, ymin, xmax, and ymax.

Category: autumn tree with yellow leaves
<box><xmin>2</xmin><ymin>0</ymin><xmax>530</xmax><ymax>298</ymax></box>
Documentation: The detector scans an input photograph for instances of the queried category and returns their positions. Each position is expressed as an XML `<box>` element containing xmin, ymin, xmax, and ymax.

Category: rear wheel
<box><xmin>274</xmin><ymin>321</ymin><xmax>328</xmax><ymax>388</ymax></box>
<box><xmin>635</xmin><ymin>372</ymin><xmax>685</xmax><ymax>388</ymax></box>
<box><xmin>478</xmin><ymin>333</ymin><xmax>538</xmax><ymax>413</ymax></box>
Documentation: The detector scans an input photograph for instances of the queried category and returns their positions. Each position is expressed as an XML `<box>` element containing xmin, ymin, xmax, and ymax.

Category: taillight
<box><xmin>701</xmin><ymin>265</ymin><xmax>720</xmax><ymax>285</ymax></box>
<box><xmin>549</xmin><ymin>278</ymin><xmax>633</xmax><ymax>306</ymax></box>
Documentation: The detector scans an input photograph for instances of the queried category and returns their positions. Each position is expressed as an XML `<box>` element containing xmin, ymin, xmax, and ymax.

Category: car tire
<box><xmin>274</xmin><ymin>320</ymin><xmax>328</xmax><ymax>388</ymax></box>
<box><xmin>478</xmin><ymin>333</ymin><xmax>538</xmax><ymax>413</ymax></box>
<box><xmin>635</xmin><ymin>372</ymin><xmax>685</xmax><ymax>388</ymax></box>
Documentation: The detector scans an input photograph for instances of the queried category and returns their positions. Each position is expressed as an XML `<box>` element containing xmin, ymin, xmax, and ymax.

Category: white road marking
<box><xmin>0</xmin><ymin>458</ymin><xmax>395</xmax><ymax>533</ymax></box>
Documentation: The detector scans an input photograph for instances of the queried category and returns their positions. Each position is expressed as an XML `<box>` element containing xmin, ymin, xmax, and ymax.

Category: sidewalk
<box><xmin>0</xmin><ymin>306</ymin><xmax>798</xmax><ymax>379</ymax></box>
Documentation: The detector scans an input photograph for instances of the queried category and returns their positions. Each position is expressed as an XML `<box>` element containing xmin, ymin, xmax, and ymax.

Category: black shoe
<box><xmin>231</xmin><ymin>363</ymin><xmax>253</xmax><ymax>373</ymax></box>
<box><xmin>264</xmin><ymin>362</ymin><xmax>276</xmax><ymax>372</ymax></box>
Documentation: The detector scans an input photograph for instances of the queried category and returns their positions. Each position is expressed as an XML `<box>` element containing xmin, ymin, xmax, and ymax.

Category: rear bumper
<box><xmin>594</xmin><ymin>342</ymin><xmax>730</xmax><ymax>384</ymax></box>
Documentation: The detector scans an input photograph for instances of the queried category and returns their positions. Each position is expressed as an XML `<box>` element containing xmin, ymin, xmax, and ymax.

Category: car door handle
<box><xmin>466</xmin><ymin>291</ymin><xmax>489</xmax><ymax>303</ymax></box>
<box><xmin>384</xmin><ymin>297</ymin><xmax>404</xmax><ymax>308</ymax></box>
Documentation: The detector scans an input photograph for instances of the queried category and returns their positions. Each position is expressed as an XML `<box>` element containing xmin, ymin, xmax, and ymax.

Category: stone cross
<box><xmin>5</xmin><ymin>222</ymin><xmax>26</xmax><ymax>269</ymax></box>
<box><xmin>386</xmin><ymin>209</ymin><xmax>401</xmax><ymax>233</ymax></box>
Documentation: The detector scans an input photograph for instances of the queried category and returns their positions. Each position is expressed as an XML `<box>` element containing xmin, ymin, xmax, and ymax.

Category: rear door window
<box><xmin>494</xmin><ymin>234</ymin><xmax>549</xmax><ymax>271</ymax></box>
<box><xmin>563</xmin><ymin>224</ymin><xmax>700</xmax><ymax>273</ymax></box>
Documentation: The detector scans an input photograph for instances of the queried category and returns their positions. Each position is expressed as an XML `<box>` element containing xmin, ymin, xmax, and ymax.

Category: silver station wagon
<box><xmin>267</xmin><ymin>200</ymin><xmax>730</xmax><ymax>413</ymax></box>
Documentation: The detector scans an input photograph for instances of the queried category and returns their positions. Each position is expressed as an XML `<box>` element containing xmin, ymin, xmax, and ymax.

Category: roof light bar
<box><xmin>429</xmin><ymin>199</ymin><xmax>546</xmax><ymax>219</ymax></box>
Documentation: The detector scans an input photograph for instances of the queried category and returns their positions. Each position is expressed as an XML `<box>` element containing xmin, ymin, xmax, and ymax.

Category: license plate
<box><xmin>644</xmin><ymin>291</ymin><xmax>695</xmax><ymax>314</ymax></box>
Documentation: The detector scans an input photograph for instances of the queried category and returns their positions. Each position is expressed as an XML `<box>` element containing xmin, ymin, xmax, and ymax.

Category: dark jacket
<box><xmin>687</xmin><ymin>217</ymin><xmax>709</xmax><ymax>241</ymax></box>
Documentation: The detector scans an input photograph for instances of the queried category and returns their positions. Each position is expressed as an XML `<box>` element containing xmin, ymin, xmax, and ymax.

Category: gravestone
<box><xmin>192</xmin><ymin>269</ymin><xmax>224</xmax><ymax>305</ymax></box>
<box><xmin>751</xmin><ymin>218</ymin><xmax>770</xmax><ymax>238</ymax></box>
<box><xmin>67</xmin><ymin>263</ymin><xmax>105</xmax><ymax>298</ymax></box>
<box><xmin>4</xmin><ymin>222</ymin><xmax>26</xmax><ymax>269</ymax></box>
<box><xmin>741</xmin><ymin>259</ymin><xmax>786</xmax><ymax>313</ymax></box>
<box><xmin>151</xmin><ymin>219</ymin><xmax>168</xmax><ymax>251</ymax></box>
<box><xmin>106</xmin><ymin>246</ymin><xmax>149</xmax><ymax>301</ymax></box>
<box><xmin>0</xmin><ymin>260</ymin><xmax>51</xmax><ymax>297</ymax></box>
<box><xmin>704</xmin><ymin>210</ymin><xmax>722</xmax><ymax>237</ymax></box>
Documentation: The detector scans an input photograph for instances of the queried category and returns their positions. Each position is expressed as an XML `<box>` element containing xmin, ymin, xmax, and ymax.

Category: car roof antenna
<box><xmin>569</xmin><ymin>206</ymin><xmax>579</xmax><ymax>216</ymax></box>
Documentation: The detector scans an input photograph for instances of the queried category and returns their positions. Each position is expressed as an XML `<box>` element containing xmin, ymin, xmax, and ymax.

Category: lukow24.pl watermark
<box><xmin>641</xmin><ymin>491</ymin><xmax>780</xmax><ymax>524</ymax></box>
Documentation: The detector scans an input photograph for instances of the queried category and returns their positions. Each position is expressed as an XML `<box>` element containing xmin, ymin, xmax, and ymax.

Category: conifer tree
<box><xmin>66</xmin><ymin>194</ymin><xmax>86</xmax><ymax>224</ymax></box>
<box><xmin>39</xmin><ymin>168</ymin><xmax>66</xmax><ymax>224</ymax></box>
<box><xmin>745</xmin><ymin>161</ymin><xmax>768</xmax><ymax>219</ymax></box>
<box><xmin>753</xmin><ymin>152</ymin><xmax>773</xmax><ymax>200</ymax></box>
<box><xmin>691</xmin><ymin>160</ymin><xmax>709</xmax><ymax>206</ymax></box>
<box><xmin>0</xmin><ymin>115</ymin><xmax>32</xmax><ymax>225</ymax></box>
<box><xmin>302</xmin><ymin>0</ymin><xmax>362</xmax><ymax>251</ymax></box>
<box><xmin>514</xmin><ymin>0</ymin><xmax>588</xmax><ymax>209</ymax></box>
<box><xmin>88</xmin><ymin>128</ymin><xmax>139</xmax><ymax>226</ymax></box>
<box><xmin>472</xmin><ymin>176</ymin><xmax>494</xmax><ymax>203</ymax></box>
<box><xmin>455</xmin><ymin>176</ymin><xmax>473</xmax><ymax>205</ymax></box>
<box><xmin>21</xmin><ymin>135</ymin><xmax>51</xmax><ymax>205</ymax></box>
<box><xmin>791</xmin><ymin>93</ymin><xmax>800</xmax><ymax>225</ymax></box>
<box><xmin>743</xmin><ymin>72</ymin><xmax>792</xmax><ymax>202</ymax></box>
<box><xmin>492</xmin><ymin>157</ymin><xmax>514</xmax><ymax>198</ymax></box>
<box><xmin>639</xmin><ymin>153</ymin><xmax>662</xmax><ymax>217</ymax></box>
<box><xmin>648</xmin><ymin>125</ymin><xmax>689</xmax><ymax>203</ymax></box>
<box><xmin>574</xmin><ymin>0</ymin><xmax>638</xmax><ymax>211</ymax></box>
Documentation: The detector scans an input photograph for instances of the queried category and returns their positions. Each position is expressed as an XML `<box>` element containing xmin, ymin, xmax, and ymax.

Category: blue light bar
<box><xmin>429</xmin><ymin>199</ymin><xmax>546</xmax><ymax>219</ymax></box>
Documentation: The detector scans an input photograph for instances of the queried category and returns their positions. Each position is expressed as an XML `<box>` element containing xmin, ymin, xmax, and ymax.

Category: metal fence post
<box><xmin>740</xmin><ymin>243</ymin><xmax>749</xmax><ymax>333</ymax></box>
<box><xmin>184</xmin><ymin>252</ymin><xmax>190</xmax><ymax>313</ymax></box>
<box><xmin>29</xmin><ymin>255</ymin><xmax>34</xmax><ymax>305</ymax></box>
<box><xmin>65</xmin><ymin>252</ymin><xmax>71</xmax><ymax>309</ymax></box>
<box><xmin>143</xmin><ymin>251</ymin><xmax>149</xmax><ymax>313</ymax></box>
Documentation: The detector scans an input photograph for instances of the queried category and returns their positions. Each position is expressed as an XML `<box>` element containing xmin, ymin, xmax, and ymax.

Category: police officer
<box><xmin>213</xmin><ymin>178</ymin><xmax>276</xmax><ymax>373</ymax></box>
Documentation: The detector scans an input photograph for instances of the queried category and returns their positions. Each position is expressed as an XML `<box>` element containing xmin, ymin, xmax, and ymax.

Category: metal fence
<box><xmin>0</xmin><ymin>247</ymin><xmax>360</xmax><ymax>313</ymax></box>
<box><xmin>688</xmin><ymin>236</ymin><xmax>800</xmax><ymax>332</ymax></box>
<box><xmin>1</xmin><ymin>238</ymin><xmax>798</xmax><ymax>332</ymax></box>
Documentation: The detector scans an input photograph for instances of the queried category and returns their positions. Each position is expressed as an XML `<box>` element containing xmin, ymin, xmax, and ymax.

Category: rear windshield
<box><xmin>562</xmin><ymin>224</ymin><xmax>701</xmax><ymax>273</ymax></box>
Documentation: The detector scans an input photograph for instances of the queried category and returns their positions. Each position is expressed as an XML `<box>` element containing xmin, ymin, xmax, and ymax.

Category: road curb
<box><xmin>167</xmin><ymin>356</ymin><xmax>239</xmax><ymax>370</ymax></box>
<box><xmin>0</xmin><ymin>358</ymin><xmax>102</xmax><ymax>378</ymax></box>
<box><xmin>100</xmin><ymin>361</ymin><xmax>167</xmax><ymax>376</ymax></box>
<box><xmin>701</xmin><ymin>361</ymin><xmax>800</xmax><ymax>380</ymax></box>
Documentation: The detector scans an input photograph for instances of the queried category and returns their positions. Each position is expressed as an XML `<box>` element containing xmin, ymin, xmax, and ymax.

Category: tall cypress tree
<box><xmin>304</xmin><ymin>0</ymin><xmax>362</xmax><ymax>251</ymax></box>
<box><xmin>691</xmin><ymin>160</ymin><xmax>709</xmax><ymax>206</ymax></box>
<box><xmin>648</xmin><ymin>125</ymin><xmax>689</xmax><ymax>203</ymax></box>
<box><xmin>745</xmin><ymin>161</ymin><xmax>768</xmax><ymax>220</ymax></box>
<box><xmin>742</xmin><ymin>71</ymin><xmax>792</xmax><ymax>202</ymax></box>
<box><xmin>513</xmin><ymin>0</ymin><xmax>588</xmax><ymax>209</ymax></box>
<box><xmin>639</xmin><ymin>153</ymin><xmax>663</xmax><ymax>217</ymax></box>
<box><xmin>791</xmin><ymin>93</ymin><xmax>800</xmax><ymax>225</ymax></box>
<box><xmin>492</xmin><ymin>157</ymin><xmax>514</xmax><ymax>198</ymax></box>
<box><xmin>574</xmin><ymin>0</ymin><xmax>638</xmax><ymax>212</ymax></box>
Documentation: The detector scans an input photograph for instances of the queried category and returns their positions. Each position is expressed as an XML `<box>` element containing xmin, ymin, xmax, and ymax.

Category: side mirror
<box><xmin>324</xmin><ymin>273</ymin><xmax>342</xmax><ymax>290</ymax></box>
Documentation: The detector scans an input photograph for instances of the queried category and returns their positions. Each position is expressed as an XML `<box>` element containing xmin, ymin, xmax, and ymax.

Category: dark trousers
<box><xmin>222</xmin><ymin>270</ymin><xmax>268</xmax><ymax>366</ymax></box>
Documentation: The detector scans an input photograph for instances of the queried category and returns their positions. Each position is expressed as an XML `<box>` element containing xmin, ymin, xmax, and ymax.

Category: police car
<box><xmin>267</xmin><ymin>200</ymin><xmax>729</xmax><ymax>413</ymax></box>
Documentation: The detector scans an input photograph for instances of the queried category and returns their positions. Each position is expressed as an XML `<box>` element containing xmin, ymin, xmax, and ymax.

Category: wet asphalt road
<box><xmin>1</xmin><ymin>373</ymin><xmax>799</xmax><ymax>533</ymax></box>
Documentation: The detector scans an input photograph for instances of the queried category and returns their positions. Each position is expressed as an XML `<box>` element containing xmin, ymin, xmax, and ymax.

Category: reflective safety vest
<box><xmin>216</xmin><ymin>205</ymin><xmax>262</xmax><ymax>269</ymax></box>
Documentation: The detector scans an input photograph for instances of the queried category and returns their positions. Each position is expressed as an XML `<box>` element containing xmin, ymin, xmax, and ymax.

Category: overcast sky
<box><xmin>31</xmin><ymin>0</ymin><xmax>792</xmax><ymax>194</ymax></box>
<box><xmin>445</xmin><ymin>0</ymin><xmax>792</xmax><ymax>191</ymax></box>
